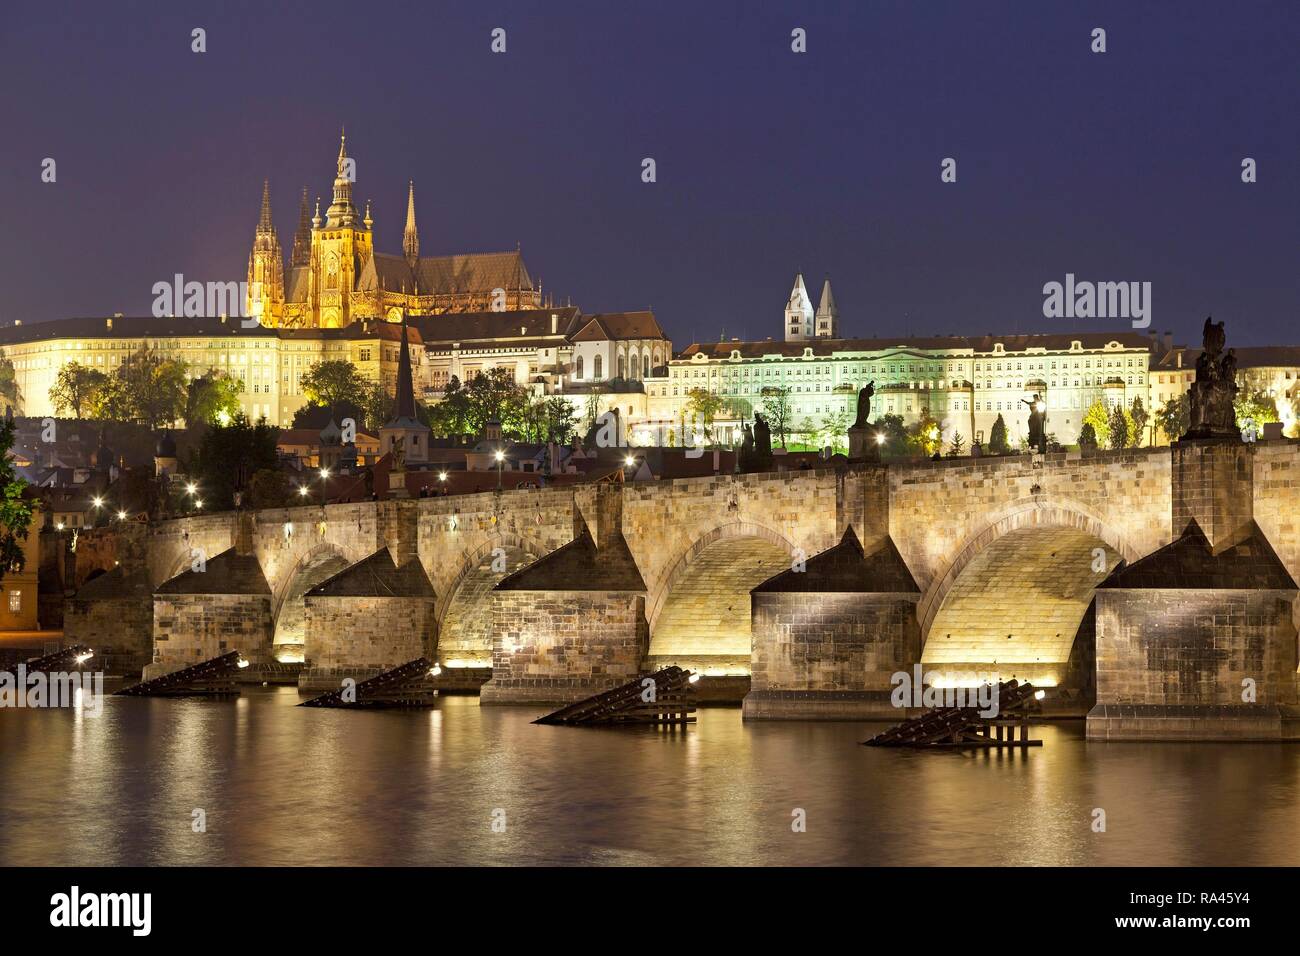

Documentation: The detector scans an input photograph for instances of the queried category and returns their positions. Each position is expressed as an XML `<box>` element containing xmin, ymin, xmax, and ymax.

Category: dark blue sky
<box><xmin>2</xmin><ymin>0</ymin><xmax>1296</xmax><ymax>347</ymax></box>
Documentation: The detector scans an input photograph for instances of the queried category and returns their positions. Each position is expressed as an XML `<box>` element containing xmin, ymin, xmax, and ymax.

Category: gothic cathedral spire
<box><xmin>247</xmin><ymin>179</ymin><xmax>285</xmax><ymax>325</ymax></box>
<box><xmin>403</xmin><ymin>181</ymin><xmax>419</xmax><ymax>265</ymax></box>
<box><xmin>815</xmin><ymin>274</ymin><xmax>839</xmax><ymax>338</ymax></box>
<box><xmin>290</xmin><ymin>186</ymin><xmax>311</xmax><ymax>267</ymax></box>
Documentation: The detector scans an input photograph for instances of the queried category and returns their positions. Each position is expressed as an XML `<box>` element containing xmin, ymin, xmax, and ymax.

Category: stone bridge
<box><xmin>63</xmin><ymin>438</ymin><xmax>1300</xmax><ymax>739</ymax></box>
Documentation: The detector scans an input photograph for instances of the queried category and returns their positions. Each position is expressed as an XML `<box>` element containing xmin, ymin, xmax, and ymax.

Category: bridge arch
<box><xmin>435</xmin><ymin>533</ymin><xmax>546</xmax><ymax>667</ymax></box>
<box><xmin>270</xmin><ymin>543</ymin><xmax>354</xmax><ymax>663</ymax></box>
<box><xmin>917</xmin><ymin>497</ymin><xmax>1137</xmax><ymax>695</ymax></box>
<box><xmin>647</xmin><ymin>520</ymin><xmax>795</xmax><ymax>671</ymax></box>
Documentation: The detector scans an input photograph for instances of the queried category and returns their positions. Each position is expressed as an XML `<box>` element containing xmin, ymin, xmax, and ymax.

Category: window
<box><xmin>8</xmin><ymin>590</ymin><xmax>19</xmax><ymax>613</ymax></box>
<box><xmin>576</xmin><ymin>356</ymin><xmax>584</xmax><ymax>379</ymax></box>
<box><xmin>594</xmin><ymin>355</ymin><xmax>603</xmax><ymax>379</ymax></box>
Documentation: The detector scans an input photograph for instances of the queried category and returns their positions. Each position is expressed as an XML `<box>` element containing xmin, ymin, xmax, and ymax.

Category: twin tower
<box><xmin>785</xmin><ymin>272</ymin><xmax>839</xmax><ymax>341</ymax></box>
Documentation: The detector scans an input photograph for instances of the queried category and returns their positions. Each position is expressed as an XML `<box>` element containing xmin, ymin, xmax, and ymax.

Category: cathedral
<box><xmin>247</xmin><ymin>132</ymin><xmax>542</xmax><ymax>328</ymax></box>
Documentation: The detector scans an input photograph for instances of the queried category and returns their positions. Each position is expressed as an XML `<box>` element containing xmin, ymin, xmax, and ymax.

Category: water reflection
<box><xmin>2</xmin><ymin>688</ymin><xmax>1298</xmax><ymax>866</ymax></box>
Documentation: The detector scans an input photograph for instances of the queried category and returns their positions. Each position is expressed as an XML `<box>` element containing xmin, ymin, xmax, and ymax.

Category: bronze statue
<box><xmin>852</xmin><ymin>381</ymin><xmax>875</xmax><ymax>430</ymax></box>
<box><xmin>1184</xmin><ymin>316</ymin><xmax>1240</xmax><ymax>440</ymax></box>
<box><xmin>754</xmin><ymin>413</ymin><xmax>772</xmax><ymax>460</ymax></box>
<box><xmin>1022</xmin><ymin>393</ymin><xmax>1047</xmax><ymax>454</ymax></box>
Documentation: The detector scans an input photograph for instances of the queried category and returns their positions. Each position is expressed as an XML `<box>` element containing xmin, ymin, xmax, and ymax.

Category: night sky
<box><xmin>2</xmin><ymin>0</ymin><xmax>1296</xmax><ymax>348</ymax></box>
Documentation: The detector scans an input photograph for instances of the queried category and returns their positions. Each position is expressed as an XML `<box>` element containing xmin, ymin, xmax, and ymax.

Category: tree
<box><xmin>463</xmin><ymin>368</ymin><xmax>530</xmax><ymax>436</ymax></box>
<box><xmin>947</xmin><ymin>432</ymin><xmax>966</xmax><ymax>457</ymax></box>
<box><xmin>1083</xmin><ymin>400</ymin><xmax>1112</xmax><ymax>449</ymax></box>
<box><xmin>248</xmin><ymin>468</ymin><xmax>293</xmax><ymax>510</ymax></box>
<box><xmin>0</xmin><ymin>357</ymin><xmax>22</xmax><ymax>415</ymax></box>
<box><xmin>1107</xmin><ymin>404</ymin><xmax>1132</xmax><ymax>450</ymax></box>
<box><xmin>361</xmin><ymin>382</ymin><xmax>395</xmax><ymax>433</ymax></box>
<box><xmin>100</xmin><ymin>347</ymin><xmax>189</xmax><ymax>429</ymax></box>
<box><xmin>684</xmin><ymin>388</ymin><xmax>725</xmax><ymax>445</ymax></box>
<box><xmin>1154</xmin><ymin>395</ymin><xmax>1189</xmax><ymax>444</ymax></box>
<box><xmin>301</xmin><ymin>360</ymin><xmax>369</xmax><ymax>414</ymax></box>
<box><xmin>0</xmin><ymin>419</ymin><xmax>34</xmax><ymax>583</ymax></box>
<box><xmin>908</xmin><ymin>410</ymin><xmax>943</xmax><ymax>457</ymax></box>
<box><xmin>875</xmin><ymin>413</ymin><xmax>908</xmax><ymax>458</ymax></box>
<box><xmin>760</xmin><ymin>385</ymin><xmax>793</xmax><ymax>448</ymax></box>
<box><xmin>535</xmin><ymin>397</ymin><xmax>577</xmax><ymax>444</ymax></box>
<box><xmin>50</xmin><ymin>362</ymin><xmax>108</xmax><ymax>419</ymax></box>
<box><xmin>185</xmin><ymin>413</ymin><xmax>280</xmax><ymax>511</ymax></box>
<box><xmin>185</xmin><ymin>371</ymin><xmax>242</xmax><ymax>426</ymax></box>
<box><xmin>796</xmin><ymin>416</ymin><xmax>820</xmax><ymax>449</ymax></box>
<box><xmin>1078</xmin><ymin>422</ymin><xmax>1098</xmax><ymax>450</ymax></box>
<box><xmin>1129</xmin><ymin>397</ymin><xmax>1150</xmax><ymax>447</ymax></box>
<box><xmin>819</xmin><ymin>409</ymin><xmax>851</xmax><ymax>454</ymax></box>
<box><xmin>1234</xmin><ymin>388</ymin><xmax>1278</xmax><ymax>439</ymax></box>
<box><xmin>424</xmin><ymin>376</ymin><xmax>471</xmax><ymax>437</ymax></box>
<box><xmin>988</xmin><ymin>413</ymin><xmax>1010</xmax><ymax>454</ymax></box>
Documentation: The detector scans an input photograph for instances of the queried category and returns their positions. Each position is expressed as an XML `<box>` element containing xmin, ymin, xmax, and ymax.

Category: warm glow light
<box><xmin>494</xmin><ymin>450</ymin><xmax>505</xmax><ymax>463</ymax></box>
<box><xmin>116</xmin><ymin>510</ymin><xmax>128</xmax><ymax>521</ymax></box>
<box><xmin>195</xmin><ymin>500</ymin><xmax>203</xmax><ymax>509</ymax></box>
<box><xmin>875</xmin><ymin>433</ymin><xmax>886</xmax><ymax>445</ymax></box>
<box><xmin>428</xmin><ymin>664</ymin><xmax>443</xmax><ymax>677</ymax></box>
<box><xmin>92</xmin><ymin>497</ymin><xmax>104</xmax><ymax>508</ymax></box>
<box><xmin>1034</xmin><ymin>689</ymin><xmax>1046</xmax><ymax>700</ymax></box>
<box><xmin>319</xmin><ymin>467</ymin><xmax>330</xmax><ymax>479</ymax></box>
<box><xmin>1035</xmin><ymin>401</ymin><xmax>1046</xmax><ymax>414</ymax></box>
<box><xmin>624</xmin><ymin>455</ymin><xmax>636</xmax><ymax>467</ymax></box>
<box><xmin>56</xmin><ymin>522</ymin><xmax>64</xmax><ymax>530</ymax></box>
<box><xmin>186</xmin><ymin>482</ymin><xmax>198</xmax><ymax>495</ymax></box>
<box><xmin>688</xmin><ymin>673</ymin><xmax>701</xmax><ymax>683</ymax></box>
<box><xmin>444</xmin><ymin>658</ymin><xmax>488</xmax><ymax>669</ymax></box>
<box><xmin>236</xmin><ymin>658</ymin><xmax>250</xmax><ymax>669</ymax></box>
<box><xmin>298</xmin><ymin>485</ymin><xmax>309</xmax><ymax>497</ymax></box>
<box><xmin>438</xmin><ymin>471</ymin><xmax>448</xmax><ymax>481</ymax></box>
<box><xmin>74</xmin><ymin>651</ymin><xmax>94</xmax><ymax>664</ymax></box>
<box><xmin>216</xmin><ymin>410</ymin><xmax>232</xmax><ymax>426</ymax></box>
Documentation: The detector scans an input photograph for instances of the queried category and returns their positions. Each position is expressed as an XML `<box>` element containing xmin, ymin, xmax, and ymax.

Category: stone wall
<box><xmin>63</xmin><ymin>595</ymin><xmax>153</xmax><ymax>676</ymax></box>
<box><xmin>480</xmin><ymin>591</ymin><xmax>647</xmax><ymax>705</ymax></box>
<box><xmin>745</xmin><ymin>592</ymin><xmax>919</xmax><ymax>719</ymax></box>
<box><xmin>304</xmin><ymin>595</ymin><xmax>433</xmax><ymax>671</ymax></box>
<box><xmin>152</xmin><ymin>594</ymin><xmax>273</xmax><ymax>672</ymax></box>
<box><xmin>1095</xmin><ymin>589</ymin><xmax>1297</xmax><ymax>707</ymax></box>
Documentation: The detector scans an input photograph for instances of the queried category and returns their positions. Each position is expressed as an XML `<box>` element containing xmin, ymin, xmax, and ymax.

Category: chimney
<box><xmin>1163</xmin><ymin>330</ymin><xmax>1173</xmax><ymax>351</ymax></box>
<box><xmin>551</xmin><ymin>313</ymin><xmax>558</xmax><ymax>334</ymax></box>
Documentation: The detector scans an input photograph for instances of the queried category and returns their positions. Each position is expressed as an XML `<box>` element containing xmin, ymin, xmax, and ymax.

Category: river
<box><xmin>2</xmin><ymin>687</ymin><xmax>1298</xmax><ymax>866</ymax></box>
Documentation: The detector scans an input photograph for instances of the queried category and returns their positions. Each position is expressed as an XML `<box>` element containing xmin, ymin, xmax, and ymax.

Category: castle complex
<box><xmin>0</xmin><ymin>138</ymin><xmax>1296</xmax><ymax>454</ymax></box>
<box><xmin>247</xmin><ymin>133</ymin><xmax>540</xmax><ymax>328</ymax></box>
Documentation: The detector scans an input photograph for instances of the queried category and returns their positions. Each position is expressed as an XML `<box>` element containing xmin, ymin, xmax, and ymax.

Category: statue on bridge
<box><xmin>1184</xmin><ymin>317</ymin><xmax>1240</xmax><ymax>441</ymax></box>
<box><xmin>848</xmin><ymin>381</ymin><xmax>879</xmax><ymax>462</ymax></box>
<box><xmin>1022</xmin><ymin>393</ymin><xmax>1047</xmax><ymax>455</ymax></box>
<box><xmin>738</xmin><ymin>414</ymin><xmax>774</xmax><ymax>473</ymax></box>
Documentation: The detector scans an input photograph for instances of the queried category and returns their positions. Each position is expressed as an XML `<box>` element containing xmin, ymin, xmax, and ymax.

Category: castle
<box><xmin>247</xmin><ymin>132</ymin><xmax>541</xmax><ymax>328</ymax></box>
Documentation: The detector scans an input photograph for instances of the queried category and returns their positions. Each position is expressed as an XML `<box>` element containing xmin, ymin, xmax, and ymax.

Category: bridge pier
<box><xmin>742</xmin><ymin>527</ymin><xmax>921</xmax><ymax>720</ymax></box>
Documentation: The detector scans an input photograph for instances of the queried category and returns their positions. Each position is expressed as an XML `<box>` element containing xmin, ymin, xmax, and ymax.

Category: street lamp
<box><xmin>116</xmin><ymin>510</ymin><xmax>128</xmax><ymax>522</ymax></box>
<box><xmin>494</xmin><ymin>449</ymin><xmax>505</xmax><ymax>491</ymax></box>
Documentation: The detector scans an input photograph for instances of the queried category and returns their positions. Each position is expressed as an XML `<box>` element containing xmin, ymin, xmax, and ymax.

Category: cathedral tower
<box><xmin>308</xmin><ymin>130</ymin><xmax>373</xmax><ymax>328</ymax></box>
<box><xmin>784</xmin><ymin>272</ymin><xmax>815</xmax><ymax>341</ymax></box>
<box><xmin>246</xmin><ymin>179</ymin><xmax>285</xmax><ymax>325</ymax></box>
<box><xmin>815</xmin><ymin>275</ymin><xmax>838</xmax><ymax>338</ymax></box>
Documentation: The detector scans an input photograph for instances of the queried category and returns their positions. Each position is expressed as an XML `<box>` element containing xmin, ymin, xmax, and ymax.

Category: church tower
<box><xmin>246</xmin><ymin>179</ymin><xmax>285</xmax><ymax>326</ymax></box>
<box><xmin>784</xmin><ymin>272</ymin><xmax>815</xmax><ymax>341</ymax></box>
<box><xmin>403</xmin><ymin>181</ymin><xmax>419</xmax><ymax>267</ymax></box>
<box><xmin>308</xmin><ymin>130</ymin><xmax>373</xmax><ymax>328</ymax></box>
<box><xmin>290</xmin><ymin>187</ymin><xmax>311</xmax><ymax>268</ymax></box>
<box><xmin>380</xmin><ymin>313</ymin><xmax>432</xmax><ymax>488</ymax></box>
<box><xmin>815</xmin><ymin>275</ymin><xmax>838</xmax><ymax>338</ymax></box>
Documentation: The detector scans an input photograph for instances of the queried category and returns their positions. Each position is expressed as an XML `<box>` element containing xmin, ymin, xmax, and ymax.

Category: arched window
<box><xmin>643</xmin><ymin>355</ymin><xmax>650</xmax><ymax>377</ymax></box>
<box><xmin>576</xmin><ymin>356</ymin><xmax>584</xmax><ymax>379</ymax></box>
<box><xmin>595</xmin><ymin>355</ymin><xmax>603</xmax><ymax>379</ymax></box>
<box><xmin>617</xmin><ymin>355</ymin><xmax>625</xmax><ymax>379</ymax></box>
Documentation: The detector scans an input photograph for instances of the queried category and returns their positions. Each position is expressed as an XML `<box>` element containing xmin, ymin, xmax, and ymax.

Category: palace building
<box><xmin>248</xmin><ymin>132</ymin><xmax>541</xmax><ymax>328</ymax></box>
